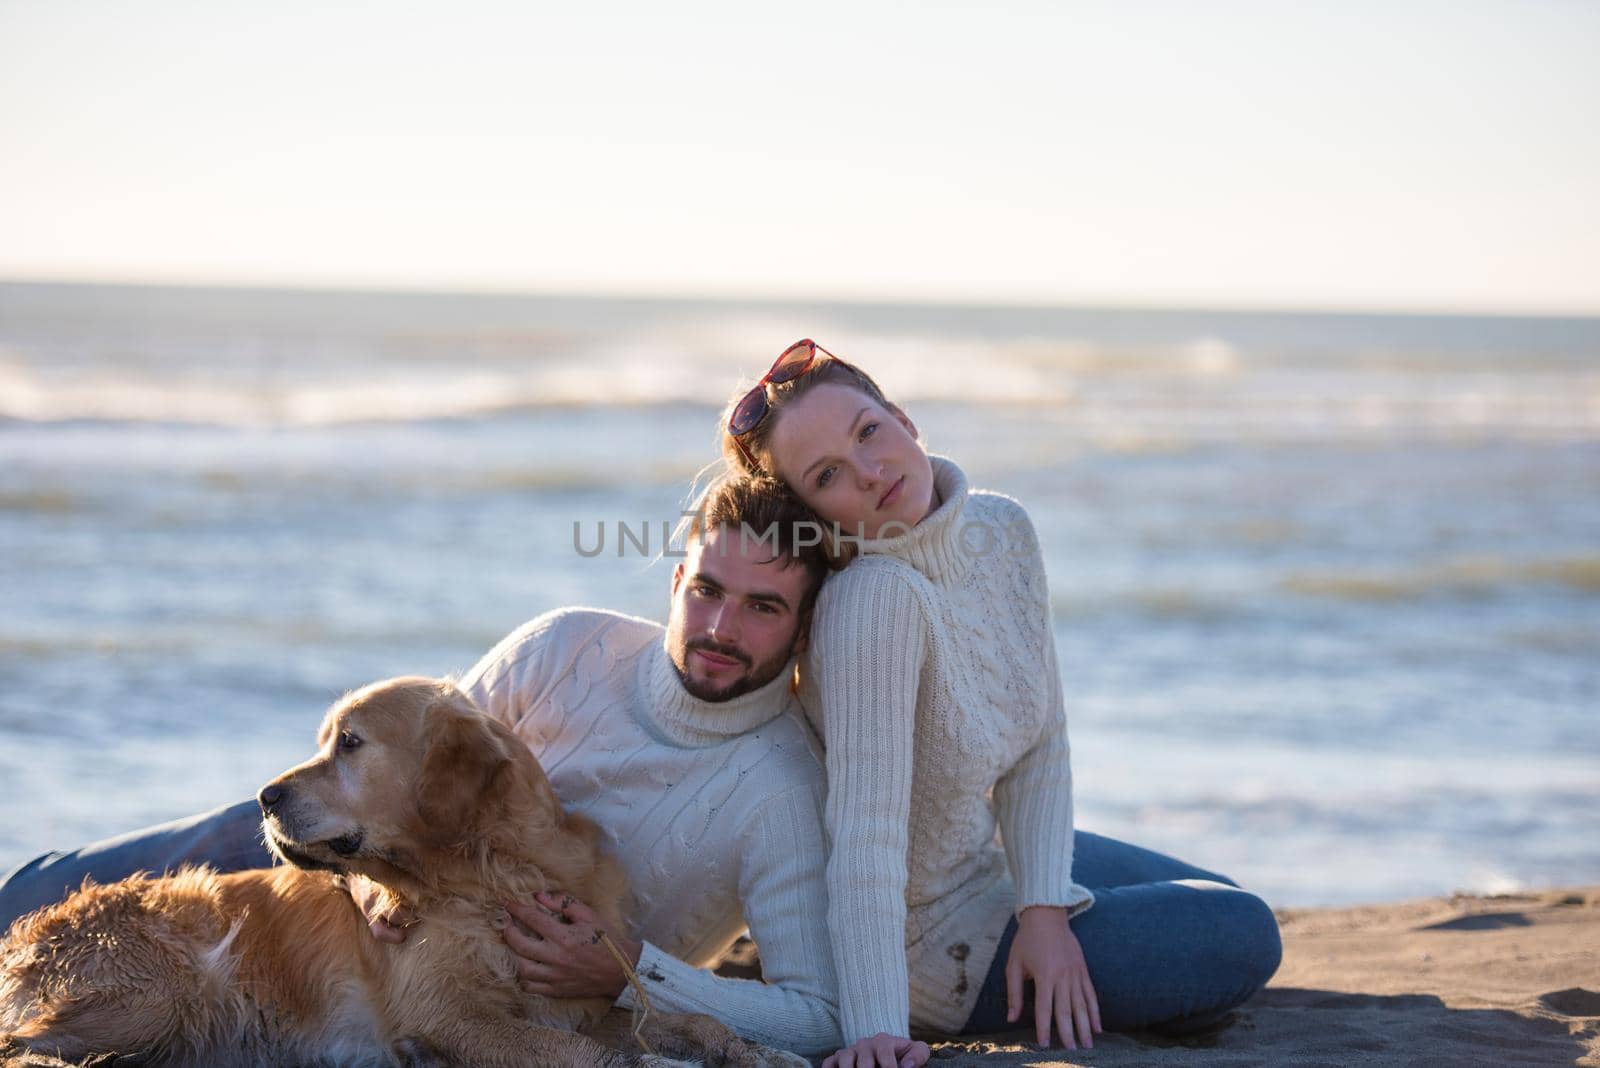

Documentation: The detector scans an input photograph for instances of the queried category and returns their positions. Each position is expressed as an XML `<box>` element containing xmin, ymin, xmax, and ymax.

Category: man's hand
<box><xmin>501</xmin><ymin>891</ymin><xmax>641</xmax><ymax>1000</ymax></box>
<box><xmin>348</xmin><ymin>874</ymin><xmax>415</xmax><ymax>944</ymax></box>
<box><xmin>1005</xmin><ymin>905</ymin><xmax>1101</xmax><ymax>1050</ymax></box>
<box><xmin>821</xmin><ymin>1033</ymin><xmax>930</xmax><ymax>1068</ymax></box>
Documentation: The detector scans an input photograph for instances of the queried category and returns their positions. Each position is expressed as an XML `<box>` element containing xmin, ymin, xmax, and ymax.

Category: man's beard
<box><xmin>672</xmin><ymin>636</ymin><xmax>792</xmax><ymax>703</ymax></box>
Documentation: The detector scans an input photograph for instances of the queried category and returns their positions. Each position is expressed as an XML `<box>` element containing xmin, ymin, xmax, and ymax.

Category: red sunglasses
<box><xmin>728</xmin><ymin>339</ymin><xmax>851</xmax><ymax>469</ymax></box>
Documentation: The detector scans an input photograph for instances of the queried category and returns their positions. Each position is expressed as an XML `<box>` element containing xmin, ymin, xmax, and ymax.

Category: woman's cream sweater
<box><xmin>799</xmin><ymin>456</ymin><xmax>1094</xmax><ymax>1040</ymax></box>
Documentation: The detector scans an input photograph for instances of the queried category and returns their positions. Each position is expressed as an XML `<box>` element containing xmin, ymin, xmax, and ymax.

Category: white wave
<box><xmin>1460</xmin><ymin>868</ymin><xmax>1526</xmax><ymax>896</ymax></box>
<box><xmin>3</xmin><ymin>331</ymin><xmax>1599</xmax><ymax>438</ymax></box>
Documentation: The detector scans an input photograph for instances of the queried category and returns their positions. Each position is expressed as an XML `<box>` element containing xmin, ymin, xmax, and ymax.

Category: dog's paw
<box><xmin>748</xmin><ymin>1049</ymin><xmax>809</xmax><ymax>1068</ymax></box>
<box><xmin>1</xmin><ymin>1035</ymin><xmax>134</xmax><ymax>1068</ymax></box>
<box><xmin>670</xmin><ymin>1041</ymin><xmax>805</xmax><ymax>1068</ymax></box>
<box><xmin>390</xmin><ymin>1036</ymin><xmax>451</xmax><ymax>1068</ymax></box>
<box><xmin>1</xmin><ymin>1033</ymin><xmax>98</xmax><ymax>1067</ymax></box>
<box><xmin>636</xmin><ymin>1056</ymin><xmax>701</xmax><ymax>1068</ymax></box>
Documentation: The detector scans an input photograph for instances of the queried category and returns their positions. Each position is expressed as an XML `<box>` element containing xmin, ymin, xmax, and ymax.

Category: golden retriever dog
<box><xmin>0</xmin><ymin>677</ymin><xmax>808</xmax><ymax>1068</ymax></box>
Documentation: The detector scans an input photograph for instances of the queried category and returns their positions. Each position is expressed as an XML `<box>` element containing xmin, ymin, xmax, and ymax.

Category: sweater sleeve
<box><xmin>991</xmin><ymin>517</ymin><xmax>1094</xmax><ymax>916</ymax></box>
<box><xmin>614</xmin><ymin>783</ymin><xmax>841</xmax><ymax>1053</ymax></box>
<box><xmin>807</xmin><ymin>564</ymin><xmax>929</xmax><ymax>1044</ymax></box>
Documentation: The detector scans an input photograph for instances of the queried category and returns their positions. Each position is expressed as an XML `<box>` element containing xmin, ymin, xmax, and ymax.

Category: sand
<box><xmin>6</xmin><ymin>888</ymin><xmax>1597</xmax><ymax>1066</ymax></box>
<box><xmin>921</xmin><ymin>887</ymin><xmax>1600</xmax><ymax>1067</ymax></box>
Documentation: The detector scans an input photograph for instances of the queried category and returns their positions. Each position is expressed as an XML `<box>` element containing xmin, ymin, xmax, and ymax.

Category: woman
<box><xmin>722</xmin><ymin>340</ymin><xmax>1282</xmax><ymax>1068</ymax></box>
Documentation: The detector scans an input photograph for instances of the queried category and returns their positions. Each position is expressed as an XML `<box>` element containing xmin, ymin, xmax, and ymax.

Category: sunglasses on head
<box><xmin>728</xmin><ymin>339</ymin><xmax>856</xmax><ymax>469</ymax></box>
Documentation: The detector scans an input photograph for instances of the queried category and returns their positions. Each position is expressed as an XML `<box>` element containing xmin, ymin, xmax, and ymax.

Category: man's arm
<box><xmin>501</xmin><ymin>782</ymin><xmax>842</xmax><ymax>1055</ymax></box>
<box><xmin>623</xmin><ymin>781</ymin><xmax>840</xmax><ymax>1052</ymax></box>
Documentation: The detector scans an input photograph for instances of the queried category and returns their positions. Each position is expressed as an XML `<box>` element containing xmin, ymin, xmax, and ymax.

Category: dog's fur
<box><xmin>0</xmin><ymin>677</ymin><xmax>806</xmax><ymax>1068</ymax></box>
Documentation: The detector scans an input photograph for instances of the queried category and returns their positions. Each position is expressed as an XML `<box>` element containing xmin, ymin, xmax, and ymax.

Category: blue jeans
<box><xmin>0</xmin><ymin>799</ymin><xmax>271</xmax><ymax>933</ymax></box>
<box><xmin>963</xmin><ymin>831</ymin><xmax>1281</xmax><ymax>1036</ymax></box>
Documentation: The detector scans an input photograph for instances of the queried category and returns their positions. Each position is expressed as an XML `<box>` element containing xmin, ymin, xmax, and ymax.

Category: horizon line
<box><xmin>3</xmin><ymin>269</ymin><xmax>1599</xmax><ymax>323</ymax></box>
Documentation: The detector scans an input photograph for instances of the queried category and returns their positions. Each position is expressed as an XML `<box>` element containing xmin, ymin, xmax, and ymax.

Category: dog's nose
<box><xmin>258</xmin><ymin>783</ymin><xmax>285</xmax><ymax>813</ymax></box>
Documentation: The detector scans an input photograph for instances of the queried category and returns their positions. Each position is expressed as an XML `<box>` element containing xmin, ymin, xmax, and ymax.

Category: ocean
<box><xmin>1</xmin><ymin>280</ymin><xmax>1596</xmax><ymax>907</ymax></box>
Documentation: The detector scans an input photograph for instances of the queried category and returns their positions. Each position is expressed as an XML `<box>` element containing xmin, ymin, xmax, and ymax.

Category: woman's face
<box><xmin>767</xmin><ymin>382</ymin><xmax>935</xmax><ymax>539</ymax></box>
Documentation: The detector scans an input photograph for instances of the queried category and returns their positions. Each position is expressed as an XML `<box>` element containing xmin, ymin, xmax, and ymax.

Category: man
<box><xmin>0</xmin><ymin>476</ymin><xmax>841</xmax><ymax>1054</ymax></box>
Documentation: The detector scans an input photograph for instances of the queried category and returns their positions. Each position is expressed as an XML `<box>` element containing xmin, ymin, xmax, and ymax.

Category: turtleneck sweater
<box><xmin>458</xmin><ymin>607</ymin><xmax>840</xmax><ymax>1053</ymax></box>
<box><xmin>798</xmin><ymin>456</ymin><xmax>1094</xmax><ymax>1041</ymax></box>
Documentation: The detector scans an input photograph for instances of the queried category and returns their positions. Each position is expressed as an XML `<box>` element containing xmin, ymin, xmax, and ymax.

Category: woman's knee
<box><xmin>1206</xmin><ymin>884</ymin><xmax>1282</xmax><ymax>997</ymax></box>
<box><xmin>1073</xmin><ymin>832</ymin><xmax>1240</xmax><ymax>889</ymax></box>
<box><xmin>1142</xmin><ymin>884</ymin><xmax>1280</xmax><ymax>1033</ymax></box>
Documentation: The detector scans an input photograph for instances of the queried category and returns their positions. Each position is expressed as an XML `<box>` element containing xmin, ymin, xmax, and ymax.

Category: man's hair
<box><xmin>680</xmin><ymin>473</ymin><xmax>831</xmax><ymax>614</ymax></box>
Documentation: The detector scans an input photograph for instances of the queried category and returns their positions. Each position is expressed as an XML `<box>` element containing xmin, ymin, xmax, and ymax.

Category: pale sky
<box><xmin>2</xmin><ymin>0</ymin><xmax>1597</xmax><ymax>312</ymax></box>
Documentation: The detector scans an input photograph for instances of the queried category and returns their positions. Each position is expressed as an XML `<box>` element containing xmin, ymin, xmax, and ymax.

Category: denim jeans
<box><xmin>0</xmin><ymin>799</ymin><xmax>270</xmax><ymax>933</ymax></box>
<box><xmin>962</xmin><ymin>831</ymin><xmax>1282</xmax><ymax>1036</ymax></box>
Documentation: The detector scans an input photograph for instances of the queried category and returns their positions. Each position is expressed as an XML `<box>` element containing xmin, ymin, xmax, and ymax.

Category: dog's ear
<box><xmin>415</xmin><ymin>698</ymin><xmax>512</xmax><ymax>845</ymax></box>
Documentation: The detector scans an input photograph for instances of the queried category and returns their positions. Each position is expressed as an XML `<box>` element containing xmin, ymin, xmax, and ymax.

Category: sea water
<box><xmin>1</xmin><ymin>281</ymin><xmax>1596</xmax><ymax>907</ymax></box>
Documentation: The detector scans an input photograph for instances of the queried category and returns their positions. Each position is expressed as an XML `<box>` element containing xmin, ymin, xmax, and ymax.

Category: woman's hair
<box><xmin>718</xmin><ymin>356</ymin><xmax>895</xmax><ymax>482</ymax></box>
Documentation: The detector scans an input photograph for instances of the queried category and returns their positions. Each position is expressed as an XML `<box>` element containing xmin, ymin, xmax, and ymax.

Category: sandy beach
<box><xmin>7</xmin><ymin>887</ymin><xmax>1595</xmax><ymax>1066</ymax></box>
<box><xmin>924</xmin><ymin>887</ymin><xmax>1600</xmax><ymax>1067</ymax></box>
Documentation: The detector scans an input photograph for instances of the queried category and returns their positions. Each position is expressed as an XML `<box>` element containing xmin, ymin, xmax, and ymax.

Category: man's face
<box><xmin>665</xmin><ymin>527</ymin><xmax>813</xmax><ymax>702</ymax></box>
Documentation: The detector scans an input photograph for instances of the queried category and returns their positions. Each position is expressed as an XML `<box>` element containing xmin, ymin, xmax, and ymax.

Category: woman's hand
<box><xmin>1005</xmin><ymin>905</ymin><xmax>1101</xmax><ymax>1050</ymax></box>
<box><xmin>821</xmin><ymin>1033</ymin><xmax>930</xmax><ymax>1068</ymax></box>
<box><xmin>501</xmin><ymin>891</ymin><xmax>640</xmax><ymax>1000</ymax></box>
<box><xmin>348</xmin><ymin>874</ymin><xmax>415</xmax><ymax>944</ymax></box>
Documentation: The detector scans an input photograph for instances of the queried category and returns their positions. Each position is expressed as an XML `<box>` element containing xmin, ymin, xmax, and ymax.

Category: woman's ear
<box><xmin>887</xmin><ymin>401</ymin><xmax>919</xmax><ymax>441</ymax></box>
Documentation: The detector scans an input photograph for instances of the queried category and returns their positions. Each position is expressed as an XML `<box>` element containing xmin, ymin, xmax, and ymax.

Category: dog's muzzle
<box><xmin>327</xmin><ymin>832</ymin><xmax>364</xmax><ymax>857</ymax></box>
<box><xmin>263</xmin><ymin>822</ymin><xmax>365</xmax><ymax>873</ymax></box>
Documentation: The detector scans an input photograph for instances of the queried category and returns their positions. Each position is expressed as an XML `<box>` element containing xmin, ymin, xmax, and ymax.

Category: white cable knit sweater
<box><xmin>798</xmin><ymin>456</ymin><xmax>1094</xmax><ymax>1041</ymax></box>
<box><xmin>458</xmin><ymin>608</ymin><xmax>841</xmax><ymax>1053</ymax></box>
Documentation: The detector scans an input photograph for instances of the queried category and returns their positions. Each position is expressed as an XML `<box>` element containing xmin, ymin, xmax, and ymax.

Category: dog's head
<box><xmin>258</xmin><ymin>677</ymin><xmax>560</xmax><ymax>885</ymax></box>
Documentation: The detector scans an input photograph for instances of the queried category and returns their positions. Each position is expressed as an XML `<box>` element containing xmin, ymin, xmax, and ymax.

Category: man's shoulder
<box><xmin>505</xmin><ymin>606</ymin><xmax>663</xmax><ymax>659</ymax></box>
<box><xmin>464</xmin><ymin>607</ymin><xmax>663</xmax><ymax>697</ymax></box>
<box><xmin>538</xmin><ymin>606</ymin><xmax>662</xmax><ymax>643</ymax></box>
